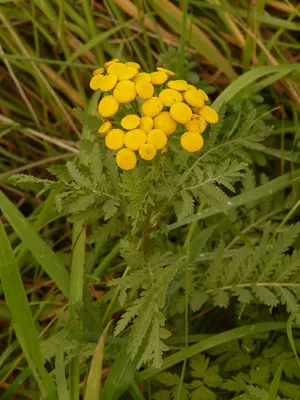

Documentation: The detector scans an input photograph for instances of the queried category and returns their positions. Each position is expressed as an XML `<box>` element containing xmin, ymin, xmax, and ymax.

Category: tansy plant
<box><xmin>90</xmin><ymin>58</ymin><xmax>218</xmax><ymax>170</ymax></box>
<box><xmin>12</xmin><ymin>59</ymin><xmax>289</xmax><ymax>369</ymax></box>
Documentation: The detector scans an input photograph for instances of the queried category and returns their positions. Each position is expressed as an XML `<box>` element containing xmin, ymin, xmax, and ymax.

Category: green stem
<box><xmin>178</xmin><ymin>0</ymin><xmax>189</xmax><ymax>78</ymax></box>
<box><xmin>183</xmin><ymin>203</ymin><xmax>204</xmax><ymax>249</ymax></box>
<box><xmin>69</xmin><ymin>221</ymin><xmax>86</xmax><ymax>400</ymax></box>
<box><xmin>176</xmin><ymin>266</ymin><xmax>190</xmax><ymax>400</ymax></box>
<box><xmin>93</xmin><ymin>242</ymin><xmax>121</xmax><ymax>278</ymax></box>
<box><xmin>69</xmin><ymin>223</ymin><xmax>86</xmax><ymax>305</ymax></box>
<box><xmin>102</xmin><ymin>266</ymin><xmax>130</xmax><ymax>325</ymax></box>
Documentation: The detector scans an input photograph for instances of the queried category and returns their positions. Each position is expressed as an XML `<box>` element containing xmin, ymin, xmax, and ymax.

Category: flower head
<box><xmin>93</xmin><ymin>68</ymin><xmax>104</xmax><ymax>76</ymax></box>
<box><xmin>125</xmin><ymin>61</ymin><xmax>141</xmax><ymax>69</ymax></box>
<box><xmin>159</xmin><ymin>89</ymin><xmax>182</xmax><ymax>107</ymax></box>
<box><xmin>105</xmin><ymin>129</ymin><xmax>125</xmax><ymax>150</ymax></box>
<box><xmin>97</xmin><ymin>74</ymin><xmax>118</xmax><ymax>92</ymax></box>
<box><xmin>104</xmin><ymin>58</ymin><xmax>119</xmax><ymax>68</ymax></box>
<box><xmin>150</xmin><ymin>71</ymin><xmax>168</xmax><ymax>85</ymax></box>
<box><xmin>98</xmin><ymin>121</ymin><xmax>112</xmax><ymax>135</ymax></box>
<box><xmin>121</xmin><ymin>114</ymin><xmax>140</xmax><ymax>130</ymax></box>
<box><xmin>198</xmin><ymin>106</ymin><xmax>219</xmax><ymax>124</ymax></box>
<box><xmin>180</xmin><ymin>131</ymin><xmax>204</xmax><ymax>152</ymax></box>
<box><xmin>139</xmin><ymin>116</ymin><xmax>154</xmax><ymax>133</ymax></box>
<box><xmin>142</xmin><ymin>97</ymin><xmax>163</xmax><ymax>117</ymax></box>
<box><xmin>107</xmin><ymin>62</ymin><xmax>126</xmax><ymax>78</ymax></box>
<box><xmin>153</xmin><ymin>111</ymin><xmax>177</xmax><ymax>136</ymax></box>
<box><xmin>139</xmin><ymin>143</ymin><xmax>157</xmax><ymax>160</ymax></box>
<box><xmin>136</xmin><ymin>80</ymin><xmax>154</xmax><ymax>99</ymax></box>
<box><xmin>116</xmin><ymin>148</ymin><xmax>137</xmax><ymax>170</ymax></box>
<box><xmin>118</xmin><ymin>66</ymin><xmax>138</xmax><ymax>81</ymax></box>
<box><xmin>90</xmin><ymin>75</ymin><xmax>104</xmax><ymax>90</ymax></box>
<box><xmin>98</xmin><ymin>95</ymin><xmax>119</xmax><ymax>117</ymax></box>
<box><xmin>198</xmin><ymin>89</ymin><xmax>209</xmax><ymax>101</ymax></box>
<box><xmin>184</xmin><ymin>115</ymin><xmax>207</xmax><ymax>134</ymax></box>
<box><xmin>157</xmin><ymin>67</ymin><xmax>175</xmax><ymax>76</ymax></box>
<box><xmin>147</xmin><ymin>129</ymin><xmax>167</xmax><ymax>150</ymax></box>
<box><xmin>113</xmin><ymin>80</ymin><xmax>136</xmax><ymax>103</ymax></box>
<box><xmin>183</xmin><ymin>90</ymin><xmax>205</xmax><ymax>108</ymax></box>
<box><xmin>170</xmin><ymin>102</ymin><xmax>192</xmax><ymax>124</ymax></box>
<box><xmin>124</xmin><ymin>129</ymin><xmax>147</xmax><ymax>150</ymax></box>
<box><xmin>133</xmin><ymin>72</ymin><xmax>151</xmax><ymax>84</ymax></box>
<box><xmin>167</xmin><ymin>80</ymin><xmax>189</xmax><ymax>91</ymax></box>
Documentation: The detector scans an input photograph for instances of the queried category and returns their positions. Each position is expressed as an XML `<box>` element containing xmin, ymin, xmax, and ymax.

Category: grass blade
<box><xmin>0</xmin><ymin>220</ymin><xmax>57</xmax><ymax>398</ymax></box>
<box><xmin>212</xmin><ymin>64</ymin><xmax>300</xmax><ymax>110</ymax></box>
<box><xmin>100</xmin><ymin>343</ymin><xmax>145</xmax><ymax>400</ymax></box>
<box><xmin>148</xmin><ymin>0</ymin><xmax>237</xmax><ymax>80</ymax></box>
<box><xmin>57</xmin><ymin>19</ymin><xmax>134</xmax><ymax>76</ymax></box>
<box><xmin>0</xmin><ymin>190</ymin><xmax>70</xmax><ymax>297</ymax></box>
<box><xmin>188</xmin><ymin>224</ymin><xmax>218</xmax><ymax>263</ymax></box>
<box><xmin>137</xmin><ymin>322</ymin><xmax>286</xmax><ymax>382</ymax></box>
<box><xmin>84</xmin><ymin>322</ymin><xmax>111</xmax><ymax>400</ymax></box>
<box><xmin>55</xmin><ymin>343</ymin><xmax>70</xmax><ymax>400</ymax></box>
<box><xmin>287</xmin><ymin>314</ymin><xmax>300</xmax><ymax>368</ymax></box>
<box><xmin>269</xmin><ymin>361</ymin><xmax>285</xmax><ymax>400</ymax></box>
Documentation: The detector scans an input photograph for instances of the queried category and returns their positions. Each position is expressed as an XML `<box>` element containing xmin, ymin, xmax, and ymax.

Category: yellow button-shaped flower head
<box><xmin>139</xmin><ymin>116</ymin><xmax>154</xmax><ymax>133</ymax></box>
<box><xmin>187</xmin><ymin>84</ymin><xmax>196</xmax><ymax>91</ymax></box>
<box><xmin>153</xmin><ymin>111</ymin><xmax>178</xmax><ymax>136</ymax></box>
<box><xmin>93</xmin><ymin>67</ymin><xmax>104</xmax><ymax>76</ymax></box>
<box><xmin>104</xmin><ymin>58</ymin><xmax>119</xmax><ymax>68</ymax></box>
<box><xmin>98</xmin><ymin>121</ymin><xmax>112</xmax><ymax>135</ymax></box>
<box><xmin>167</xmin><ymin>80</ymin><xmax>189</xmax><ymax>91</ymax></box>
<box><xmin>133</xmin><ymin>72</ymin><xmax>151</xmax><ymax>84</ymax></box>
<box><xmin>98</xmin><ymin>95</ymin><xmax>119</xmax><ymax>118</ymax></box>
<box><xmin>124</xmin><ymin>129</ymin><xmax>147</xmax><ymax>151</ymax></box>
<box><xmin>113</xmin><ymin>80</ymin><xmax>136</xmax><ymax>103</ymax></box>
<box><xmin>98</xmin><ymin>74</ymin><xmax>118</xmax><ymax>92</ymax></box>
<box><xmin>157</xmin><ymin>67</ymin><xmax>175</xmax><ymax>76</ymax></box>
<box><xmin>159</xmin><ymin>88</ymin><xmax>182</xmax><ymax>107</ymax></box>
<box><xmin>150</xmin><ymin>71</ymin><xmax>168</xmax><ymax>85</ymax></box>
<box><xmin>118</xmin><ymin>66</ymin><xmax>138</xmax><ymax>81</ymax></box>
<box><xmin>180</xmin><ymin>131</ymin><xmax>204</xmax><ymax>152</ymax></box>
<box><xmin>147</xmin><ymin>129</ymin><xmax>167</xmax><ymax>150</ymax></box>
<box><xmin>198</xmin><ymin>89</ymin><xmax>209</xmax><ymax>101</ymax></box>
<box><xmin>107</xmin><ymin>62</ymin><xmax>126</xmax><ymax>79</ymax></box>
<box><xmin>121</xmin><ymin>114</ymin><xmax>140</xmax><ymax>130</ymax></box>
<box><xmin>142</xmin><ymin>97</ymin><xmax>163</xmax><ymax>117</ymax></box>
<box><xmin>136</xmin><ymin>80</ymin><xmax>154</xmax><ymax>99</ymax></box>
<box><xmin>198</xmin><ymin>106</ymin><xmax>219</xmax><ymax>124</ymax></box>
<box><xmin>116</xmin><ymin>148</ymin><xmax>137</xmax><ymax>170</ymax></box>
<box><xmin>184</xmin><ymin>115</ymin><xmax>207</xmax><ymax>134</ymax></box>
<box><xmin>90</xmin><ymin>75</ymin><xmax>103</xmax><ymax>90</ymax></box>
<box><xmin>170</xmin><ymin>102</ymin><xmax>192</xmax><ymax>124</ymax></box>
<box><xmin>125</xmin><ymin>61</ymin><xmax>141</xmax><ymax>69</ymax></box>
<box><xmin>139</xmin><ymin>143</ymin><xmax>157</xmax><ymax>160</ymax></box>
<box><xmin>183</xmin><ymin>90</ymin><xmax>205</xmax><ymax>108</ymax></box>
<box><xmin>105</xmin><ymin>129</ymin><xmax>125</xmax><ymax>150</ymax></box>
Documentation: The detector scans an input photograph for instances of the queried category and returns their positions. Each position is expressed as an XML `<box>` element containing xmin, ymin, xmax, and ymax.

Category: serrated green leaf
<box><xmin>190</xmin><ymin>291</ymin><xmax>209</xmax><ymax>312</ymax></box>
<box><xmin>74</xmin><ymin>108</ymin><xmax>102</xmax><ymax>131</ymax></box>
<box><xmin>203</xmin><ymin>365</ymin><xmax>223</xmax><ymax>388</ymax></box>
<box><xmin>190</xmin><ymin>354</ymin><xmax>209</xmax><ymax>378</ymax></box>
<box><xmin>213</xmin><ymin>290</ymin><xmax>230</xmax><ymax>308</ymax></box>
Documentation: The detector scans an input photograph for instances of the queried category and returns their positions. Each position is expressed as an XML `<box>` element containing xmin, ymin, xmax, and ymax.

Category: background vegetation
<box><xmin>0</xmin><ymin>0</ymin><xmax>300</xmax><ymax>399</ymax></box>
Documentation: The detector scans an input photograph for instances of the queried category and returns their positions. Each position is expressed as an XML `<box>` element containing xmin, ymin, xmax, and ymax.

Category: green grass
<box><xmin>0</xmin><ymin>0</ymin><xmax>300</xmax><ymax>399</ymax></box>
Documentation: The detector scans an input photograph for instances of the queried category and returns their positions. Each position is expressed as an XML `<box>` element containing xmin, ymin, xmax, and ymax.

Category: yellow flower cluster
<box><xmin>90</xmin><ymin>59</ymin><xmax>219</xmax><ymax>170</ymax></box>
